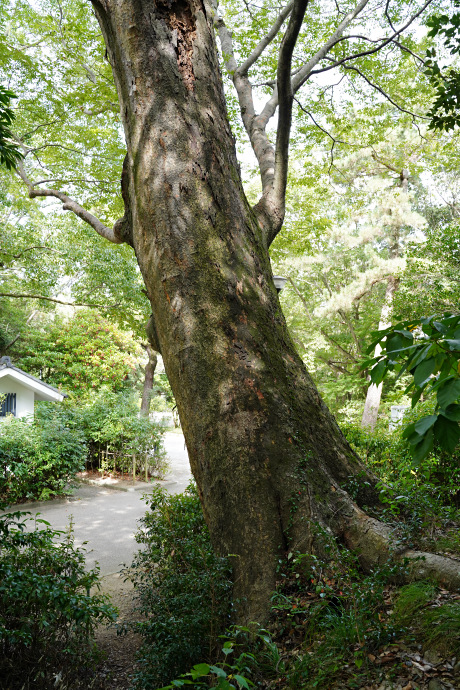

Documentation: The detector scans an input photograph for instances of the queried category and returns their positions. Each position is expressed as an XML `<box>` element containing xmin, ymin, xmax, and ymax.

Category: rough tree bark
<box><xmin>140</xmin><ymin>343</ymin><xmax>158</xmax><ymax>415</ymax></box>
<box><xmin>49</xmin><ymin>0</ymin><xmax>460</xmax><ymax>622</ymax></box>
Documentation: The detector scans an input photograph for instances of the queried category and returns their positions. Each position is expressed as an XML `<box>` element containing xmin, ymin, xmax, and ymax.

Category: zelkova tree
<box><xmin>13</xmin><ymin>0</ymin><xmax>460</xmax><ymax>621</ymax></box>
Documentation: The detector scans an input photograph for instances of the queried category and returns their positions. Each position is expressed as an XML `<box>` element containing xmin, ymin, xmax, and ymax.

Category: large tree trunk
<box><xmin>91</xmin><ymin>0</ymin><xmax>460</xmax><ymax>622</ymax></box>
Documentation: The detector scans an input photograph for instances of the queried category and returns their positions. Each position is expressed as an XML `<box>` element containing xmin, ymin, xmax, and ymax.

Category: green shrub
<box><xmin>48</xmin><ymin>391</ymin><xmax>166</xmax><ymax>475</ymax></box>
<box><xmin>131</xmin><ymin>483</ymin><xmax>232</xmax><ymax>689</ymax></box>
<box><xmin>0</xmin><ymin>507</ymin><xmax>117</xmax><ymax>688</ymax></box>
<box><xmin>342</xmin><ymin>406</ymin><xmax>460</xmax><ymax>508</ymax></box>
<box><xmin>0</xmin><ymin>410</ymin><xmax>87</xmax><ymax>503</ymax></box>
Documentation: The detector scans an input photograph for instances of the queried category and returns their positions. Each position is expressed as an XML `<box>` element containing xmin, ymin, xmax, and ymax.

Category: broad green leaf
<box><xmin>445</xmin><ymin>339</ymin><xmax>460</xmax><ymax>351</ymax></box>
<box><xmin>402</xmin><ymin>422</ymin><xmax>416</xmax><ymax>440</ymax></box>
<box><xmin>385</xmin><ymin>333</ymin><xmax>413</xmax><ymax>354</ymax></box>
<box><xmin>413</xmin><ymin>358</ymin><xmax>436</xmax><ymax>387</ymax></box>
<box><xmin>443</xmin><ymin>403</ymin><xmax>460</xmax><ymax>421</ymax></box>
<box><xmin>434</xmin><ymin>415</ymin><xmax>460</xmax><ymax>453</ymax></box>
<box><xmin>414</xmin><ymin>415</ymin><xmax>437</xmax><ymax>435</ymax></box>
<box><xmin>233</xmin><ymin>675</ymin><xmax>251</xmax><ymax>689</ymax></box>
<box><xmin>191</xmin><ymin>664</ymin><xmax>210</xmax><ymax>677</ymax></box>
<box><xmin>437</xmin><ymin>378</ymin><xmax>460</xmax><ymax>408</ymax></box>
<box><xmin>210</xmin><ymin>666</ymin><xmax>228</xmax><ymax>678</ymax></box>
<box><xmin>412</xmin><ymin>429</ymin><xmax>434</xmax><ymax>464</ymax></box>
<box><xmin>370</xmin><ymin>360</ymin><xmax>387</xmax><ymax>386</ymax></box>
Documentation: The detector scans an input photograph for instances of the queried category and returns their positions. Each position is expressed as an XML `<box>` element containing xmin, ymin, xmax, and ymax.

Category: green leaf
<box><xmin>443</xmin><ymin>403</ymin><xmax>460</xmax><ymax>421</ymax></box>
<box><xmin>434</xmin><ymin>415</ymin><xmax>460</xmax><ymax>453</ymax></box>
<box><xmin>413</xmin><ymin>358</ymin><xmax>436</xmax><ymax>387</ymax></box>
<box><xmin>411</xmin><ymin>429</ymin><xmax>434</xmax><ymax>464</ymax></box>
<box><xmin>402</xmin><ymin>422</ymin><xmax>418</xmax><ymax>441</ymax></box>
<box><xmin>370</xmin><ymin>360</ymin><xmax>387</xmax><ymax>386</ymax></box>
<box><xmin>233</xmin><ymin>675</ymin><xmax>251</xmax><ymax>689</ymax></box>
<box><xmin>414</xmin><ymin>415</ymin><xmax>437</xmax><ymax>435</ymax></box>
<box><xmin>189</xmin><ymin>663</ymin><xmax>210</xmax><ymax>680</ymax></box>
<box><xmin>386</xmin><ymin>333</ymin><xmax>412</xmax><ymax>355</ymax></box>
<box><xmin>210</xmin><ymin>666</ymin><xmax>228</xmax><ymax>678</ymax></box>
<box><xmin>445</xmin><ymin>339</ymin><xmax>460</xmax><ymax>351</ymax></box>
<box><xmin>437</xmin><ymin>378</ymin><xmax>460</xmax><ymax>408</ymax></box>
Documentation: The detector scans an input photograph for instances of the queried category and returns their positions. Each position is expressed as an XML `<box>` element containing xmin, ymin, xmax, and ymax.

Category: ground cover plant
<box><xmin>0</xmin><ymin>507</ymin><xmax>117</xmax><ymax>689</ymax></box>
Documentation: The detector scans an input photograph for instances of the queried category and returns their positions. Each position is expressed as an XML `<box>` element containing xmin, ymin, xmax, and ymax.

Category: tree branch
<box><xmin>1</xmin><ymin>310</ymin><xmax>37</xmax><ymax>355</ymax></box>
<box><xmin>0</xmin><ymin>292</ymin><xmax>120</xmax><ymax>308</ymax></box>
<box><xmin>214</xmin><ymin>12</ymin><xmax>277</xmax><ymax>203</ymax></box>
<box><xmin>16</xmin><ymin>161</ymin><xmax>125</xmax><ymax>245</ymax></box>
<box><xmin>291</xmin><ymin>0</ymin><xmax>371</xmax><ymax>93</ymax></box>
<box><xmin>305</xmin><ymin>0</ymin><xmax>434</xmax><ymax>83</ymax></box>
<box><xmin>0</xmin><ymin>245</ymin><xmax>64</xmax><ymax>260</ymax></box>
<box><xmin>340</xmin><ymin>63</ymin><xmax>429</xmax><ymax>121</ymax></box>
<box><xmin>255</xmin><ymin>0</ymin><xmax>371</xmax><ymax>140</ymax></box>
<box><xmin>239</xmin><ymin>1</ymin><xmax>295</xmax><ymax>75</ymax></box>
<box><xmin>268</xmin><ymin>0</ymin><xmax>310</xmax><ymax>246</ymax></box>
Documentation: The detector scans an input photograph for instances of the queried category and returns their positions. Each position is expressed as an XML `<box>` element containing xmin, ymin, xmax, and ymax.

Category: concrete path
<box><xmin>3</xmin><ymin>431</ymin><xmax>192</xmax><ymax>576</ymax></box>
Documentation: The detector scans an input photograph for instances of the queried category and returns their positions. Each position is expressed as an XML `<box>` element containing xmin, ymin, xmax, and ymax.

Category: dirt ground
<box><xmin>93</xmin><ymin>575</ymin><xmax>142</xmax><ymax>690</ymax></box>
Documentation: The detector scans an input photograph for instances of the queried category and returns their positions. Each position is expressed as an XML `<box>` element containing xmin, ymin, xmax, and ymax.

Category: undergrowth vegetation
<box><xmin>131</xmin><ymin>461</ymin><xmax>460</xmax><ymax>689</ymax></box>
<box><xmin>130</xmin><ymin>483</ymin><xmax>232</xmax><ymax>689</ymax></box>
<box><xmin>0</xmin><ymin>409</ymin><xmax>86</xmax><ymax>503</ymax></box>
<box><xmin>0</xmin><ymin>507</ymin><xmax>117</xmax><ymax>689</ymax></box>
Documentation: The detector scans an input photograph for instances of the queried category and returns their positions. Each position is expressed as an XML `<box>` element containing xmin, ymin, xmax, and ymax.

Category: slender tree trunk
<box><xmin>91</xmin><ymin>0</ymin><xmax>460</xmax><ymax>622</ymax></box>
<box><xmin>361</xmin><ymin>276</ymin><xmax>397</xmax><ymax>430</ymax></box>
<box><xmin>140</xmin><ymin>343</ymin><xmax>158</xmax><ymax>415</ymax></box>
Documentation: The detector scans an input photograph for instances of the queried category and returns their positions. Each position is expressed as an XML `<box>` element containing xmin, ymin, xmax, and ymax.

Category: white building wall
<box><xmin>0</xmin><ymin>378</ymin><xmax>35</xmax><ymax>420</ymax></box>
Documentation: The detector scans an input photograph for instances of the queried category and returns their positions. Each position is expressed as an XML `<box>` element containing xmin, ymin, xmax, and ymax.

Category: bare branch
<box><xmin>292</xmin><ymin>0</ymin><xmax>371</xmax><ymax>93</ymax></box>
<box><xmin>261</xmin><ymin>0</ymin><xmax>310</xmax><ymax>247</ymax></box>
<box><xmin>256</xmin><ymin>0</ymin><xmax>371</xmax><ymax>130</ymax></box>
<box><xmin>215</xmin><ymin>13</ymin><xmax>276</xmax><ymax>196</ymax></box>
<box><xmin>340</xmin><ymin>63</ymin><xmax>430</xmax><ymax>121</ymax></box>
<box><xmin>305</xmin><ymin>0</ymin><xmax>435</xmax><ymax>83</ymax></box>
<box><xmin>16</xmin><ymin>161</ymin><xmax>124</xmax><ymax>245</ymax></box>
<box><xmin>239</xmin><ymin>1</ymin><xmax>294</xmax><ymax>75</ymax></box>
<box><xmin>0</xmin><ymin>292</ymin><xmax>120</xmax><ymax>308</ymax></box>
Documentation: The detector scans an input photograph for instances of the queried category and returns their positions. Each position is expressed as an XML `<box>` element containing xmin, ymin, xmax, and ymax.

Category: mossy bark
<box><xmin>91</xmin><ymin>0</ymin><xmax>460</xmax><ymax>622</ymax></box>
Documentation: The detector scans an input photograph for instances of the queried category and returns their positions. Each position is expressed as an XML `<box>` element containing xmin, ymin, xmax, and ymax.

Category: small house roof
<box><xmin>0</xmin><ymin>357</ymin><xmax>67</xmax><ymax>402</ymax></box>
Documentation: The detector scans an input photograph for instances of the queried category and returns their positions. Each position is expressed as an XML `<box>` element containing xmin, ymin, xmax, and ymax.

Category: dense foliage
<box><xmin>15</xmin><ymin>310</ymin><xmax>140</xmax><ymax>395</ymax></box>
<box><xmin>54</xmin><ymin>392</ymin><xmax>166</xmax><ymax>475</ymax></box>
<box><xmin>131</xmin><ymin>484</ymin><xmax>232</xmax><ymax>689</ymax></box>
<box><xmin>0</xmin><ymin>408</ymin><xmax>86</xmax><ymax>503</ymax></box>
<box><xmin>0</xmin><ymin>85</ymin><xmax>22</xmax><ymax>170</ymax></box>
<box><xmin>364</xmin><ymin>312</ymin><xmax>460</xmax><ymax>461</ymax></box>
<box><xmin>0</xmin><ymin>507</ymin><xmax>116</xmax><ymax>688</ymax></box>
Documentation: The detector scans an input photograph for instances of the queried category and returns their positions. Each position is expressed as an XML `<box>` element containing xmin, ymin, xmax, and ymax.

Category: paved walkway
<box><xmin>4</xmin><ymin>431</ymin><xmax>192</xmax><ymax>576</ymax></box>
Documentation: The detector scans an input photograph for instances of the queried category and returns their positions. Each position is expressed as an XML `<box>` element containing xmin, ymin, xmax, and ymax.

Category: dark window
<box><xmin>0</xmin><ymin>393</ymin><xmax>16</xmax><ymax>417</ymax></box>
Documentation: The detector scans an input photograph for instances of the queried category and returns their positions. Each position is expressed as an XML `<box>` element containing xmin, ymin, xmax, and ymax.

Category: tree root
<box><xmin>342</xmin><ymin>507</ymin><xmax>460</xmax><ymax>590</ymax></box>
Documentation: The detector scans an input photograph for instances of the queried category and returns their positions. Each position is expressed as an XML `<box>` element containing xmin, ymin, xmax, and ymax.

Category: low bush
<box><xmin>0</xmin><ymin>507</ymin><xmax>117</xmax><ymax>688</ymax></box>
<box><xmin>342</xmin><ymin>406</ymin><xmax>460</xmax><ymax>509</ymax></box>
<box><xmin>43</xmin><ymin>391</ymin><xmax>166</xmax><ymax>476</ymax></box>
<box><xmin>0</xmin><ymin>411</ymin><xmax>87</xmax><ymax>503</ymax></box>
<box><xmin>130</xmin><ymin>483</ymin><xmax>232</xmax><ymax>689</ymax></box>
